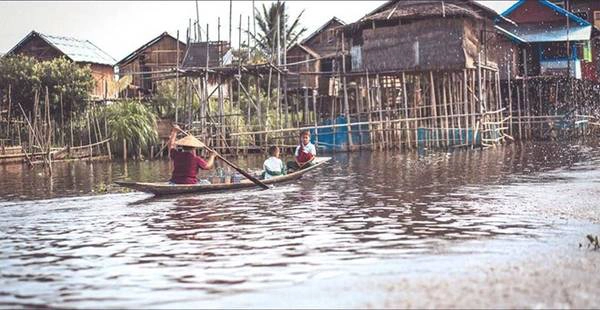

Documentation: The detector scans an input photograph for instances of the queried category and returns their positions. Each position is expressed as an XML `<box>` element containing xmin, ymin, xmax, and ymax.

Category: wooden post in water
<box><xmin>87</xmin><ymin>111</ymin><xmax>93</xmax><ymax>161</ymax></box>
<box><xmin>462</xmin><ymin>70</ymin><xmax>468</xmax><ymax>145</ymax></box>
<box><xmin>402</xmin><ymin>72</ymin><xmax>410</xmax><ymax>149</ymax></box>
<box><xmin>364</xmin><ymin>74</ymin><xmax>374</xmax><ymax>150</ymax></box>
<box><xmin>442</xmin><ymin>74</ymin><xmax>450</xmax><ymax>147</ymax></box>
<box><xmin>507</xmin><ymin>65</ymin><xmax>513</xmax><ymax>137</ymax></box>
<box><xmin>175</xmin><ymin>30</ymin><xmax>180</xmax><ymax>124</ymax></box>
<box><xmin>516</xmin><ymin>85</ymin><xmax>522</xmax><ymax>140</ymax></box>
<box><xmin>304</xmin><ymin>88</ymin><xmax>309</xmax><ymax>126</ymax></box>
<box><xmin>341</xmin><ymin>34</ymin><xmax>353</xmax><ymax>151</ymax></box>
<box><xmin>414</xmin><ymin>74</ymin><xmax>421</xmax><ymax>148</ymax></box>
<box><xmin>376</xmin><ymin>75</ymin><xmax>384</xmax><ymax>150</ymax></box>
<box><xmin>429</xmin><ymin>72</ymin><xmax>439</xmax><ymax>148</ymax></box>
<box><xmin>312</xmin><ymin>89</ymin><xmax>319</xmax><ymax>146</ymax></box>
<box><xmin>449</xmin><ymin>73</ymin><xmax>457</xmax><ymax>145</ymax></box>
<box><xmin>7</xmin><ymin>85</ymin><xmax>12</xmax><ymax>144</ymax></box>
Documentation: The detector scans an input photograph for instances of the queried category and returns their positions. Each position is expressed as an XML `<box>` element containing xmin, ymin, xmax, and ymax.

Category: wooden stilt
<box><xmin>402</xmin><ymin>72</ymin><xmax>410</xmax><ymax>149</ymax></box>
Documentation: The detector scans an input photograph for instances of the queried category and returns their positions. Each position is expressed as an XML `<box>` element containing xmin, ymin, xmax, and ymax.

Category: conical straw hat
<box><xmin>175</xmin><ymin>135</ymin><xmax>205</xmax><ymax>148</ymax></box>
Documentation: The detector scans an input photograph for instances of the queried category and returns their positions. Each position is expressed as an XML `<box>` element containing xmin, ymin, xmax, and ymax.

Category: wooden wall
<box><xmin>286</xmin><ymin>46</ymin><xmax>319</xmax><ymax>90</ymax></box>
<box><xmin>119</xmin><ymin>35</ymin><xmax>185</xmax><ymax>93</ymax></box>
<box><xmin>360</xmin><ymin>18</ymin><xmax>467</xmax><ymax>72</ymax></box>
<box><xmin>11</xmin><ymin>36</ymin><xmax>63</xmax><ymax>62</ymax></box>
<box><xmin>302</xmin><ymin>21</ymin><xmax>346</xmax><ymax>57</ymax></box>
<box><xmin>505</xmin><ymin>0</ymin><xmax>566</xmax><ymax>24</ymax></box>
<box><xmin>89</xmin><ymin>64</ymin><xmax>117</xmax><ymax>99</ymax></box>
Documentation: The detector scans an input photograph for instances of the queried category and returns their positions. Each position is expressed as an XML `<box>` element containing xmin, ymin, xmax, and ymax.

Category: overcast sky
<box><xmin>0</xmin><ymin>1</ymin><xmax>516</xmax><ymax>62</ymax></box>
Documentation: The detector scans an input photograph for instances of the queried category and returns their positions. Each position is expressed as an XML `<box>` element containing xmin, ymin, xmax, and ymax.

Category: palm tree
<box><xmin>250</xmin><ymin>1</ymin><xmax>307</xmax><ymax>61</ymax></box>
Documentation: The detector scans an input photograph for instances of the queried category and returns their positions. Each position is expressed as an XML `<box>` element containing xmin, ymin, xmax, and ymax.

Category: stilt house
<box><xmin>286</xmin><ymin>17</ymin><xmax>347</xmax><ymax>93</ymax></box>
<box><xmin>7</xmin><ymin>31</ymin><xmax>117</xmax><ymax>100</ymax></box>
<box><xmin>116</xmin><ymin>32</ymin><xmax>186</xmax><ymax>96</ymax></box>
<box><xmin>496</xmin><ymin>0</ymin><xmax>593</xmax><ymax>79</ymax></box>
<box><xmin>343</xmin><ymin>0</ymin><xmax>505</xmax><ymax>73</ymax></box>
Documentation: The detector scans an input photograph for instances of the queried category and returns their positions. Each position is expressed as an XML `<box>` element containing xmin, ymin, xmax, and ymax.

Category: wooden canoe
<box><xmin>115</xmin><ymin>157</ymin><xmax>331</xmax><ymax>196</ymax></box>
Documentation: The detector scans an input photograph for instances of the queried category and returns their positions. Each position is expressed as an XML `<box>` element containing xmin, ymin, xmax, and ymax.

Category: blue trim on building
<box><xmin>500</xmin><ymin>0</ymin><xmax>591</xmax><ymax>27</ymax></box>
<box><xmin>501</xmin><ymin>0</ymin><xmax>525</xmax><ymax>17</ymax></box>
<box><xmin>538</xmin><ymin>0</ymin><xmax>590</xmax><ymax>26</ymax></box>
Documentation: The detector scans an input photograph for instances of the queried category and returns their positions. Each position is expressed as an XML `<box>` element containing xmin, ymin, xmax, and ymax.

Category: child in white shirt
<box><xmin>287</xmin><ymin>130</ymin><xmax>316</xmax><ymax>172</ymax></box>
<box><xmin>262</xmin><ymin>145</ymin><xmax>286</xmax><ymax>180</ymax></box>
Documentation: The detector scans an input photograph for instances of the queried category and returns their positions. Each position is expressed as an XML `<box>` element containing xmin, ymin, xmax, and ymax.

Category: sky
<box><xmin>0</xmin><ymin>1</ymin><xmax>517</xmax><ymax>62</ymax></box>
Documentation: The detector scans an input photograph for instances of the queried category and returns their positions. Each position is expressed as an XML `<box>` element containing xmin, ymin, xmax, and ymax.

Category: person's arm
<box><xmin>168</xmin><ymin>124</ymin><xmax>181</xmax><ymax>151</ymax></box>
<box><xmin>307</xmin><ymin>144</ymin><xmax>317</xmax><ymax>163</ymax></box>
<box><xmin>202</xmin><ymin>150</ymin><xmax>218</xmax><ymax>169</ymax></box>
<box><xmin>294</xmin><ymin>146</ymin><xmax>304</xmax><ymax>167</ymax></box>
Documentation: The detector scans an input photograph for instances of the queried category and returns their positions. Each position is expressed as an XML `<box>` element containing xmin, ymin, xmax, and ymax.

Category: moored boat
<box><xmin>115</xmin><ymin>157</ymin><xmax>331</xmax><ymax>196</ymax></box>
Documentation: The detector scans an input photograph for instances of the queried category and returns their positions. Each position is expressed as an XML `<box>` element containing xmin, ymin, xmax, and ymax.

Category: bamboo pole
<box><xmin>517</xmin><ymin>82</ymin><xmax>522</xmax><ymax>140</ymax></box>
<box><xmin>471</xmin><ymin>70</ymin><xmax>477</xmax><ymax>146</ymax></box>
<box><xmin>15</xmin><ymin>99</ymin><xmax>49</xmax><ymax>167</ymax></box>
<box><xmin>218</xmin><ymin>18</ymin><xmax>225</xmax><ymax>150</ymax></box>
<box><xmin>365</xmin><ymin>74</ymin><xmax>374</xmax><ymax>150</ymax></box>
<box><xmin>507</xmin><ymin>65</ymin><xmax>513</xmax><ymax>137</ymax></box>
<box><xmin>45</xmin><ymin>87</ymin><xmax>52</xmax><ymax>174</ymax></box>
<box><xmin>204</xmin><ymin>24</ymin><xmax>210</xmax><ymax>138</ymax></box>
<box><xmin>414</xmin><ymin>74</ymin><xmax>421</xmax><ymax>148</ymax></box>
<box><xmin>70</xmin><ymin>111</ymin><xmax>74</xmax><ymax>147</ymax></box>
<box><xmin>462</xmin><ymin>70</ymin><xmax>468</xmax><ymax>145</ymax></box>
<box><xmin>87</xmin><ymin>111</ymin><xmax>92</xmax><ymax>161</ymax></box>
<box><xmin>402</xmin><ymin>72</ymin><xmax>410</xmax><ymax>149</ymax></box>
<box><xmin>256</xmin><ymin>75</ymin><xmax>263</xmax><ymax>146</ymax></box>
<box><xmin>341</xmin><ymin>32</ymin><xmax>353</xmax><ymax>151</ymax></box>
<box><xmin>442</xmin><ymin>74</ymin><xmax>450</xmax><ymax>147</ymax></box>
<box><xmin>376</xmin><ymin>75</ymin><xmax>384</xmax><ymax>150</ymax></box>
<box><xmin>429</xmin><ymin>72</ymin><xmax>439</xmax><ymax>148</ymax></box>
<box><xmin>7</xmin><ymin>85</ymin><xmax>12</xmax><ymax>144</ymax></box>
<box><xmin>176</xmin><ymin>30</ymin><xmax>180</xmax><ymax>124</ymax></box>
<box><xmin>523</xmin><ymin>48</ymin><xmax>530</xmax><ymax>139</ymax></box>
<box><xmin>311</xmin><ymin>89</ymin><xmax>319</xmax><ymax>142</ymax></box>
<box><xmin>496</xmin><ymin>71</ymin><xmax>503</xmax><ymax>142</ymax></box>
<box><xmin>59</xmin><ymin>93</ymin><xmax>65</xmax><ymax>146</ymax></box>
<box><xmin>449</xmin><ymin>73</ymin><xmax>457</xmax><ymax>145</ymax></box>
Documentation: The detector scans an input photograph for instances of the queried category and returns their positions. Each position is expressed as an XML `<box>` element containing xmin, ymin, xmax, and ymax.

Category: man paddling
<box><xmin>168</xmin><ymin>124</ymin><xmax>217</xmax><ymax>184</ymax></box>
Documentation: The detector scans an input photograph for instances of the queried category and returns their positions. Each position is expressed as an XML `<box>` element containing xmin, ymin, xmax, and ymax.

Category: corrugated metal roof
<box><xmin>38</xmin><ymin>32</ymin><xmax>115</xmax><ymax>65</ymax></box>
<box><xmin>500</xmin><ymin>23</ymin><xmax>591</xmax><ymax>43</ymax></box>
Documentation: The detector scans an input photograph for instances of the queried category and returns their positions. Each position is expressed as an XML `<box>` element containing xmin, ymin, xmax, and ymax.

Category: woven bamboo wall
<box><xmin>361</xmin><ymin>18</ymin><xmax>467</xmax><ymax>72</ymax></box>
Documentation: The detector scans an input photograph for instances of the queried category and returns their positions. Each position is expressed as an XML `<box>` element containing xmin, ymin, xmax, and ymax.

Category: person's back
<box><xmin>263</xmin><ymin>146</ymin><xmax>285</xmax><ymax>180</ymax></box>
<box><xmin>167</xmin><ymin>124</ymin><xmax>216</xmax><ymax>184</ymax></box>
<box><xmin>170</xmin><ymin>149</ymin><xmax>208</xmax><ymax>184</ymax></box>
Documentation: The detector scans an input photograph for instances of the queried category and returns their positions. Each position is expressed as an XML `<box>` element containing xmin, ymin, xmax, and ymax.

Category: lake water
<box><xmin>1</xmin><ymin>141</ymin><xmax>599</xmax><ymax>307</ymax></box>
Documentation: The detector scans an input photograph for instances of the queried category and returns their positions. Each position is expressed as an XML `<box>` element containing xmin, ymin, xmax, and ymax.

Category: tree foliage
<box><xmin>0</xmin><ymin>55</ymin><xmax>94</xmax><ymax>121</ymax></box>
<box><xmin>250</xmin><ymin>1</ymin><xmax>307</xmax><ymax>61</ymax></box>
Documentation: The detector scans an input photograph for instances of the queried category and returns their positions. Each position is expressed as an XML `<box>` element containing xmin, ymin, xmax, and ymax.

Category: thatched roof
<box><xmin>343</xmin><ymin>0</ymin><xmax>499</xmax><ymax>33</ymax></box>
<box><xmin>364</xmin><ymin>1</ymin><xmax>483</xmax><ymax>22</ymax></box>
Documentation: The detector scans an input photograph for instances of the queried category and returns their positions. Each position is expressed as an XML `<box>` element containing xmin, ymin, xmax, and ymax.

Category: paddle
<box><xmin>175</xmin><ymin>127</ymin><xmax>269</xmax><ymax>190</ymax></box>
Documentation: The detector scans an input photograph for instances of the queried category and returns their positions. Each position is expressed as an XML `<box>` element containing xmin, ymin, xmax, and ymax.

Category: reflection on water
<box><xmin>0</xmin><ymin>141</ymin><xmax>599</xmax><ymax>307</ymax></box>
